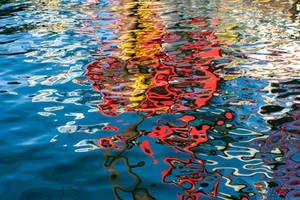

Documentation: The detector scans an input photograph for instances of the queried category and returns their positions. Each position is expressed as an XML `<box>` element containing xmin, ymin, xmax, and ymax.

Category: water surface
<box><xmin>0</xmin><ymin>0</ymin><xmax>299</xmax><ymax>199</ymax></box>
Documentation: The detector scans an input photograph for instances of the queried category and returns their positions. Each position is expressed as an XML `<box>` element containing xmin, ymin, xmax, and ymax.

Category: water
<box><xmin>0</xmin><ymin>0</ymin><xmax>299</xmax><ymax>199</ymax></box>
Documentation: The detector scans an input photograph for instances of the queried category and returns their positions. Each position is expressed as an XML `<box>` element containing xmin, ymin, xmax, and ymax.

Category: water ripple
<box><xmin>0</xmin><ymin>0</ymin><xmax>299</xmax><ymax>199</ymax></box>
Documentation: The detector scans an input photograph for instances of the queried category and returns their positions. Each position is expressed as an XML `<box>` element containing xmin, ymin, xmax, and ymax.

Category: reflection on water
<box><xmin>0</xmin><ymin>0</ymin><xmax>299</xmax><ymax>199</ymax></box>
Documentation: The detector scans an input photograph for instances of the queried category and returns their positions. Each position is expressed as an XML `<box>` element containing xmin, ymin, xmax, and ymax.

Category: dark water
<box><xmin>1</xmin><ymin>0</ymin><xmax>299</xmax><ymax>199</ymax></box>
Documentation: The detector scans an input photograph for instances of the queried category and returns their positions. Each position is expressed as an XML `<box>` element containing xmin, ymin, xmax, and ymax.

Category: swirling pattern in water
<box><xmin>76</xmin><ymin>0</ymin><xmax>279</xmax><ymax>199</ymax></box>
<box><xmin>0</xmin><ymin>0</ymin><xmax>299</xmax><ymax>199</ymax></box>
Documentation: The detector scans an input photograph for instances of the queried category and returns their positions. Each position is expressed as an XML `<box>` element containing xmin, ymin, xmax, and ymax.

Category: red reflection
<box><xmin>140</xmin><ymin>140</ymin><xmax>154</xmax><ymax>158</ymax></box>
<box><xmin>148</xmin><ymin>118</ymin><xmax>210</xmax><ymax>154</ymax></box>
<box><xmin>85</xmin><ymin>33</ymin><xmax>219</xmax><ymax>116</ymax></box>
<box><xmin>162</xmin><ymin>157</ymin><xmax>221</xmax><ymax>199</ymax></box>
<box><xmin>81</xmin><ymin>0</ymin><xmax>226</xmax><ymax>199</ymax></box>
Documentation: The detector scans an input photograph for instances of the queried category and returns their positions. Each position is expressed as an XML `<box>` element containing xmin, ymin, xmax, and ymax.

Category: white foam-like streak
<box><xmin>213</xmin><ymin>167</ymin><xmax>272</xmax><ymax>179</ymax></box>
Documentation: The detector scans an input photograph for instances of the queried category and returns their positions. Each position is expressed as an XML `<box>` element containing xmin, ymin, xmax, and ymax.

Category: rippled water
<box><xmin>1</xmin><ymin>0</ymin><xmax>299</xmax><ymax>199</ymax></box>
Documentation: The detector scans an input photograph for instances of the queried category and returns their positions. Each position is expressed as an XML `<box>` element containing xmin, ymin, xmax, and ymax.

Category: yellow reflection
<box><xmin>108</xmin><ymin>0</ymin><xmax>164</xmax><ymax>110</ymax></box>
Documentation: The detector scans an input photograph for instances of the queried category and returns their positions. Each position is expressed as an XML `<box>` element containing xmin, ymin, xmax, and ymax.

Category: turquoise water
<box><xmin>0</xmin><ymin>0</ymin><xmax>299</xmax><ymax>199</ymax></box>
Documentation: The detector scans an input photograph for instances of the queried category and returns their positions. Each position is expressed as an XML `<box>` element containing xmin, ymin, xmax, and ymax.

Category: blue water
<box><xmin>0</xmin><ymin>0</ymin><xmax>299</xmax><ymax>200</ymax></box>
